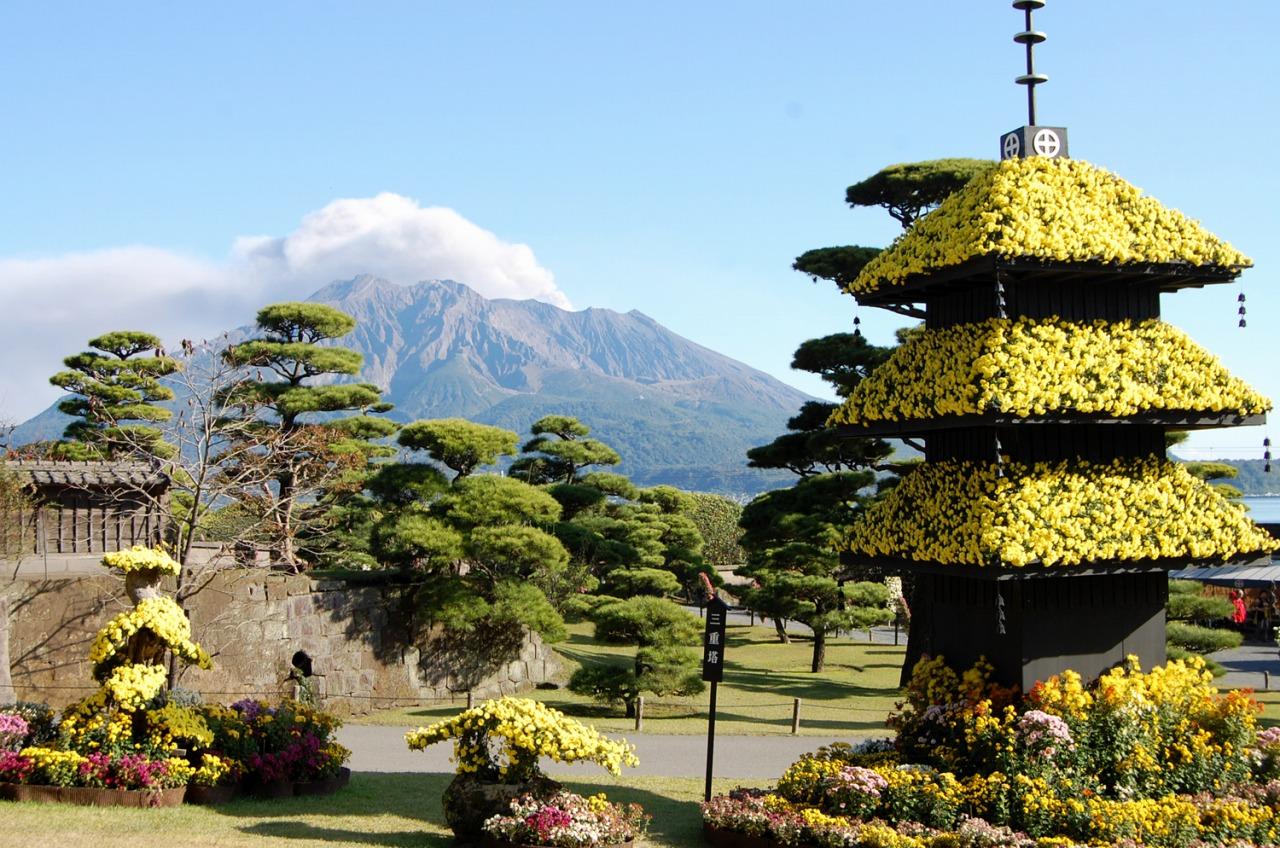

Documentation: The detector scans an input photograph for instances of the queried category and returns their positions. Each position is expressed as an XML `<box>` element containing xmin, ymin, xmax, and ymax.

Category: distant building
<box><xmin>1</xmin><ymin>459</ymin><xmax>169</xmax><ymax>575</ymax></box>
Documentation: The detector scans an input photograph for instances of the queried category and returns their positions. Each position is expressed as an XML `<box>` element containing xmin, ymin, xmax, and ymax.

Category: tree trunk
<box><xmin>811</xmin><ymin>629</ymin><xmax>826</xmax><ymax>673</ymax></box>
<box><xmin>624</xmin><ymin>698</ymin><xmax>636</xmax><ymax>718</ymax></box>
<box><xmin>774</xmin><ymin>618</ymin><xmax>790</xmax><ymax>644</ymax></box>
<box><xmin>277</xmin><ymin>469</ymin><xmax>298</xmax><ymax>568</ymax></box>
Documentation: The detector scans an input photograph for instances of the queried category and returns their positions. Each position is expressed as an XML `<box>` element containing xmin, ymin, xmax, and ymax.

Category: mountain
<box><xmin>13</xmin><ymin>276</ymin><xmax>814</xmax><ymax>497</ymax></box>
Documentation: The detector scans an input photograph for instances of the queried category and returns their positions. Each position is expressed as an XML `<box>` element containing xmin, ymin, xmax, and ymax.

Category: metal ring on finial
<box><xmin>1013</xmin><ymin>0</ymin><xmax>1047</xmax><ymax>125</ymax></box>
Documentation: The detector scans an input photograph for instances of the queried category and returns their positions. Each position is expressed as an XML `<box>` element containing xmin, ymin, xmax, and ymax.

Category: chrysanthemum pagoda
<box><xmin>834</xmin><ymin>77</ymin><xmax>1274</xmax><ymax>689</ymax></box>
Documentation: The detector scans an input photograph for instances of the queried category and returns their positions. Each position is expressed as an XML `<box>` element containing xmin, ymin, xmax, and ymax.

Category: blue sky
<box><xmin>1</xmin><ymin>1</ymin><xmax>1276</xmax><ymax>459</ymax></box>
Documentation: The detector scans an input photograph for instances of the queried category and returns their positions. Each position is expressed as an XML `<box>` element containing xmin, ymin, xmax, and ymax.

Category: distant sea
<box><xmin>1243</xmin><ymin>496</ymin><xmax>1280</xmax><ymax>523</ymax></box>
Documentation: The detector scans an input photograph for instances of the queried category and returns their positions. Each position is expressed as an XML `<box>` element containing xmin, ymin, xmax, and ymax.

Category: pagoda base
<box><xmin>902</xmin><ymin>570</ymin><xmax>1168</xmax><ymax>691</ymax></box>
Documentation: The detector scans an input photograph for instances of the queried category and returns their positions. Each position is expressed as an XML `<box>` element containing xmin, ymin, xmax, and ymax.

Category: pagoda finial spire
<box><xmin>999</xmin><ymin>0</ymin><xmax>1067</xmax><ymax>161</ymax></box>
<box><xmin>1014</xmin><ymin>0</ymin><xmax>1048</xmax><ymax>126</ymax></box>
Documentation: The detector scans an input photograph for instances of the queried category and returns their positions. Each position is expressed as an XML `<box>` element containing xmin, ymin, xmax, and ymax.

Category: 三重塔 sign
<box><xmin>701</xmin><ymin>596</ymin><xmax>728</xmax><ymax>682</ymax></box>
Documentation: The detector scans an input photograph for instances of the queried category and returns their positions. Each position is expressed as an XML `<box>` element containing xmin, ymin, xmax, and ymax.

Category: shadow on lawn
<box><xmin>224</xmin><ymin>772</ymin><xmax>707</xmax><ymax>848</ymax></box>
<box><xmin>221</xmin><ymin>772</ymin><xmax>452</xmax><ymax>847</ymax></box>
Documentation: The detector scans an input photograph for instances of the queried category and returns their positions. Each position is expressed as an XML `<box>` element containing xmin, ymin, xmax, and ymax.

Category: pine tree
<box><xmin>49</xmin><ymin>330</ymin><xmax>180</xmax><ymax>460</ymax></box>
<box><xmin>221</xmin><ymin>302</ymin><xmax>395</xmax><ymax>564</ymax></box>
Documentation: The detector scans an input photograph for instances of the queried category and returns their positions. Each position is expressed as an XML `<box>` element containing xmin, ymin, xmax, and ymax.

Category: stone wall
<box><xmin>1</xmin><ymin>570</ymin><xmax>559</xmax><ymax>715</ymax></box>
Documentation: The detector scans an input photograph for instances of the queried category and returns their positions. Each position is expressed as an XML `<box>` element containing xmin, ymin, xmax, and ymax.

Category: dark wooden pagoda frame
<box><xmin>839</xmin><ymin>256</ymin><xmax>1270</xmax><ymax>690</ymax></box>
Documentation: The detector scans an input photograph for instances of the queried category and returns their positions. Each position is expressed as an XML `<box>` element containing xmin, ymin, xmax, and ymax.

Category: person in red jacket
<box><xmin>1230</xmin><ymin>590</ymin><xmax>1248</xmax><ymax>628</ymax></box>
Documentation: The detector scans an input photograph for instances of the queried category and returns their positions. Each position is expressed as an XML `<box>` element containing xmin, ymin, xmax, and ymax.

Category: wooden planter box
<box><xmin>184</xmin><ymin>783</ymin><xmax>241</xmax><ymax>805</ymax></box>
<box><xmin>702</xmin><ymin>824</ymin><xmax>780</xmax><ymax>848</ymax></box>
<box><xmin>480</xmin><ymin>837</ymin><xmax>633</xmax><ymax>848</ymax></box>
<box><xmin>0</xmin><ymin>782</ymin><xmax>186</xmax><ymax>808</ymax></box>
<box><xmin>242</xmin><ymin>767</ymin><xmax>352</xmax><ymax>800</ymax></box>
<box><xmin>294</xmin><ymin>767</ymin><xmax>351</xmax><ymax>797</ymax></box>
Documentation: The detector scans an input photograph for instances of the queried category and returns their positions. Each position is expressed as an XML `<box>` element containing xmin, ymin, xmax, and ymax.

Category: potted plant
<box><xmin>405</xmin><ymin>697</ymin><xmax>639</xmax><ymax>841</ymax></box>
<box><xmin>481</xmin><ymin>791</ymin><xmax>649</xmax><ymax>848</ymax></box>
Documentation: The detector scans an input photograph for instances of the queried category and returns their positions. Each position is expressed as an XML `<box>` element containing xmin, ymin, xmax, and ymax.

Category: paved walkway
<box><xmin>337</xmin><ymin>625</ymin><xmax>1273</xmax><ymax>780</ymax></box>
<box><xmin>336</xmin><ymin>724</ymin><xmax>858</xmax><ymax>778</ymax></box>
<box><xmin>1212</xmin><ymin>639</ymin><xmax>1280</xmax><ymax>692</ymax></box>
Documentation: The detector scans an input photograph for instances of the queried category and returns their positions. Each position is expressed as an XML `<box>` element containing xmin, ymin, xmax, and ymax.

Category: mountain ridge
<box><xmin>13</xmin><ymin>276</ymin><xmax>812</xmax><ymax>497</ymax></box>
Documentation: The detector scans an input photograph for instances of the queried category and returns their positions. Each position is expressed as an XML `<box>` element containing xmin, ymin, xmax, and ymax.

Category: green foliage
<box><xmin>510</xmin><ymin>415</ymin><xmax>621</xmax><ymax>484</ymax></box>
<box><xmin>516</xmin><ymin>417</ymin><xmax>715</xmax><ymax>604</ymax></box>
<box><xmin>578</xmin><ymin>472</ymin><xmax>639</xmax><ymax>500</ymax></box>
<box><xmin>747</xmin><ymin>334</ymin><xmax>895</xmax><ymax>478</ymax></box>
<box><xmin>250</xmin><ymin>302</ymin><xmax>359</xmax><ymax>344</ymax></box>
<box><xmin>220</xmin><ymin>302</ymin><xmax>395</xmax><ymax>566</ymax></box>
<box><xmin>398</xmin><ymin>418</ymin><xmax>518</xmax><ymax>480</ymax></box>
<box><xmin>790</xmin><ymin>334</ymin><xmax>893</xmax><ymax>399</ymax></box>
<box><xmin>602</xmin><ymin>566</ymin><xmax>682</xmax><ymax>598</ymax></box>
<box><xmin>444</xmin><ymin>475</ymin><xmax>563</xmax><ymax>528</ymax></box>
<box><xmin>364</xmin><ymin>463</ymin><xmax>451</xmax><ymax>506</ymax></box>
<box><xmin>738</xmin><ymin>472</ymin><xmax>890</xmax><ymax>671</ymax></box>
<box><xmin>1168</xmin><ymin>579</ymin><xmax>1205</xmax><ymax>595</ymax></box>
<box><xmin>590</xmin><ymin>596</ymin><xmax>702</xmax><ymax>646</ymax></box>
<box><xmin>569</xmin><ymin>596</ymin><xmax>705</xmax><ymax>715</ymax></box>
<box><xmin>686</xmin><ymin>493</ymin><xmax>745</xmax><ymax>568</ymax></box>
<box><xmin>49</xmin><ymin>330</ymin><xmax>180</xmax><ymax>460</ymax></box>
<box><xmin>845</xmin><ymin>158</ymin><xmax>994</xmax><ymax>227</ymax></box>
<box><xmin>372</xmin><ymin>511</ymin><xmax>464</xmax><ymax>569</ymax></box>
<box><xmin>546</xmin><ymin>483</ymin><xmax>607</xmax><ymax>519</ymax></box>
<box><xmin>466</xmin><ymin>525</ymin><xmax>569</xmax><ymax>584</ymax></box>
<box><xmin>793</xmin><ymin>246</ymin><xmax>882</xmax><ymax>289</ymax></box>
<box><xmin>1165</xmin><ymin>621</ymin><xmax>1243</xmax><ymax>654</ymax></box>
<box><xmin>1167</xmin><ymin>591</ymin><xmax>1233</xmax><ymax>622</ymax></box>
<box><xmin>490</xmin><ymin>580</ymin><xmax>567</xmax><ymax>643</ymax></box>
<box><xmin>638</xmin><ymin>485</ymin><xmax>694</xmax><ymax>514</ymax></box>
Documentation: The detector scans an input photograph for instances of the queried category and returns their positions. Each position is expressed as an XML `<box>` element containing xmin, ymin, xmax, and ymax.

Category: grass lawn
<box><xmin>0</xmin><ymin>772</ymin><xmax>764</xmax><ymax>848</ymax></box>
<box><xmin>359</xmin><ymin>620</ymin><xmax>907</xmax><ymax>736</ymax></box>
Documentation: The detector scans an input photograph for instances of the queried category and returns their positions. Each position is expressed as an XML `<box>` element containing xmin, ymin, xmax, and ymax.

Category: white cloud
<box><xmin>233</xmin><ymin>193</ymin><xmax>569</xmax><ymax>308</ymax></box>
<box><xmin>0</xmin><ymin>194</ymin><xmax>568</xmax><ymax>423</ymax></box>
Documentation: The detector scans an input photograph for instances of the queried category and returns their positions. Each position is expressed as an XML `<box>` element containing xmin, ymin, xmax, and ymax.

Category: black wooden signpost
<box><xmin>702</xmin><ymin>593</ymin><xmax>728</xmax><ymax>802</ymax></box>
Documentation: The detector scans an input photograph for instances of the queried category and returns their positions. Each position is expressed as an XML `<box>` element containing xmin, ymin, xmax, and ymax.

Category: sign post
<box><xmin>701</xmin><ymin>592</ymin><xmax>728</xmax><ymax>802</ymax></box>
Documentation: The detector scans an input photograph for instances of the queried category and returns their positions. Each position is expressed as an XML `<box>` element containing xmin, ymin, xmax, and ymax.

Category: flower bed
<box><xmin>827</xmin><ymin>317</ymin><xmax>1271</xmax><ymax>425</ymax></box>
<box><xmin>703</xmin><ymin>657</ymin><xmax>1280</xmax><ymax>848</ymax></box>
<box><xmin>847</xmin><ymin>157</ymin><xmax>1251</xmax><ymax>295</ymax></box>
<box><xmin>0</xmin><ymin>546</ymin><xmax>349</xmax><ymax>807</ymax></box>
<box><xmin>845</xmin><ymin>457</ymin><xmax>1276</xmax><ymax>567</ymax></box>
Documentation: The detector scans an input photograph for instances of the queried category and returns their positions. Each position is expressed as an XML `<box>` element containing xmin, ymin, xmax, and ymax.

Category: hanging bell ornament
<box><xmin>1238</xmin><ymin>292</ymin><xmax>1247</xmax><ymax>302</ymax></box>
<box><xmin>1239</xmin><ymin>319</ymin><xmax>1247</xmax><ymax>328</ymax></box>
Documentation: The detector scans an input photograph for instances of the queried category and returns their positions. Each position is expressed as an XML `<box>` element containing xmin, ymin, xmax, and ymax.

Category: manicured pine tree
<box><xmin>49</xmin><ymin>330</ymin><xmax>181</xmax><ymax>460</ymax></box>
<box><xmin>568</xmin><ymin>595</ymin><xmax>704</xmax><ymax>717</ymax></box>
<box><xmin>221</xmin><ymin>302</ymin><xmax>396</xmax><ymax>565</ymax></box>
<box><xmin>509</xmin><ymin>414</ymin><xmax>621</xmax><ymax>484</ymax></box>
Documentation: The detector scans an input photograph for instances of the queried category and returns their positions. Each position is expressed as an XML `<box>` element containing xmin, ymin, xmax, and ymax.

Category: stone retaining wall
<box><xmin>1</xmin><ymin>570</ymin><xmax>558</xmax><ymax>715</ymax></box>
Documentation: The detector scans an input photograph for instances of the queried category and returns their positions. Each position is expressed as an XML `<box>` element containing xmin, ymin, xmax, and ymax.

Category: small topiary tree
<box><xmin>568</xmin><ymin>596</ymin><xmax>704</xmax><ymax>717</ymax></box>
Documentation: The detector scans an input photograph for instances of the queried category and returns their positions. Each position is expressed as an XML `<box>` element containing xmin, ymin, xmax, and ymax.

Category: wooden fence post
<box><xmin>635</xmin><ymin>696</ymin><xmax>644</xmax><ymax>731</ymax></box>
<box><xmin>791</xmin><ymin>698</ymin><xmax>801</xmax><ymax>734</ymax></box>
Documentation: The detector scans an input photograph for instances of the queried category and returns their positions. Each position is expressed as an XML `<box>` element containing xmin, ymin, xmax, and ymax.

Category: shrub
<box><xmin>1165</xmin><ymin>621</ymin><xmax>1243</xmax><ymax>654</ymax></box>
<box><xmin>1167</xmin><ymin>591</ymin><xmax>1233</xmax><ymax>622</ymax></box>
<box><xmin>590</xmin><ymin>596</ymin><xmax>701</xmax><ymax>645</ymax></box>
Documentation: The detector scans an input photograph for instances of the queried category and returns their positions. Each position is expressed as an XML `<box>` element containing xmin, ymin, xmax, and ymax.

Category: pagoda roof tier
<box><xmin>841</xmin><ymin>555</ymin><xmax>1273</xmax><ymax>581</ymax></box>
<box><xmin>846</xmin><ymin>158</ymin><xmax>1251</xmax><ymax>302</ymax></box>
<box><xmin>843</xmin><ymin>457</ymin><xmax>1277</xmax><ymax>570</ymax></box>
<box><xmin>831</xmin><ymin>411</ymin><xmax>1266</xmax><ymax>438</ymax></box>
<box><xmin>827</xmin><ymin>318</ymin><xmax>1271</xmax><ymax>428</ymax></box>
